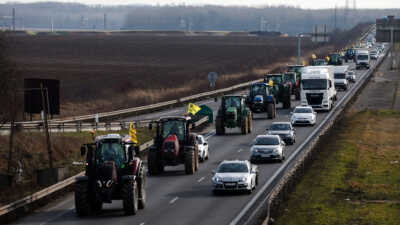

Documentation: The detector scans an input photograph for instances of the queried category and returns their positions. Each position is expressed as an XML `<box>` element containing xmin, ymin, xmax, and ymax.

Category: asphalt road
<box><xmin>10</xmin><ymin>55</ymin><xmax>381</xmax><ymax>225</ymax></box>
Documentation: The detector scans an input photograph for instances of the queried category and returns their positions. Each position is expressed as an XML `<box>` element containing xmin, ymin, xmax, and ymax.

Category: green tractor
<box><xmin>264</xmin><ymin>74</ymin><xmax>292</xmax><ymax>109</ymax></box>
<box><xmin>245</xmin><ymin>82</ymin><xmax>276</xmax><ymax>119</ymax></box>
<box><xmin>215</xmin><ymin>95</ymin><xmax>252</xmax><ymax>135</ymax></box>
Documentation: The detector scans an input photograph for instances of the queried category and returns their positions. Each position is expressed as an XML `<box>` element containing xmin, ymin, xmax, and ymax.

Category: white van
<box><xmin>355</xmin><ymin>49</ymin><xmax>370</xmax><ymax>70</ymax></box>
<box><xmin>301</xmin><ymin>66</ymin><xmax>337</xmax><ymax>111</ymax></box>
<box><xmin>334</xmin><ymin>66</ymin><xmax>349</xmax><ymax>91</ymax></box>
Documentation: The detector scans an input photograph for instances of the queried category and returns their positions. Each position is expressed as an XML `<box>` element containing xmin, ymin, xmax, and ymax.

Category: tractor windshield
<box><xmin>162</xmin><ymin>120</ymin><xmax>186</xmax><ymax>141</ymax></box>
<box><xmin>97</xmin><ymin>139</ymin><xmax>125</xmax><ymax>168</ymax></box>
<box><xmin>283</xmin><ymin>74</ymin><xmax>295</xmax><ymax>83</ymax></box>
<box><xmin>250</xmin><ymin>84</ymin><xmax>266</xmax><ymax>96</ymax></box>
<box><xmin>224</xmin><ymin>97</ymin><xmax>241</xmax><ymax>108</ymax></box>
<box><xmin>266</xmin><ymin>76</ymin><xmax>282</xmax><ymax>84</ymax></box>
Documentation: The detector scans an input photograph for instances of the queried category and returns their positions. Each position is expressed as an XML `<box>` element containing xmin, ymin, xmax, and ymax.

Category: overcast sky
<box><xmin>0</xmin><ymin>0</ymin><xmax>399</xmax><ymax>9</ymax></box>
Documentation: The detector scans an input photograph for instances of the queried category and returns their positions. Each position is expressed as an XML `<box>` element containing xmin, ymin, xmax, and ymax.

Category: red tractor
<box><xmin>148</xmin><ymin>116</ymin><xmax>199</xmax><ymax>175</ymax></box>
<box><xmin>75</xmin><ymin>134</ymin><xmax>146</xmax><ymax>216</ymax></box>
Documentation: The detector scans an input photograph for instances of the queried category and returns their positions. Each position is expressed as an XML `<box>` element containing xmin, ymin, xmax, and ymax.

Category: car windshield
<box><xmin>294</xmin><ymin>108</ymin><xmax>312</xmax><ymax>113</ymax></box>
<box><xmin>330</xmin><ymin>54</ymin><xmax>340</xmax><ymax>61</ymax></box>
<box><xmin>255</xmin><ymin>137</ymin><xmax>280</xmax><ymax>145</ymax></box>
<box><xmin>97</xmin><ymin>139</ymin><xmax>125</xmax><ymax>168</ymax></box>
<box><xmin>348</xmin><ymin>71</ymin><xmax>355</xmax><ymax>75</ymax></box>
<box><xmin>217</xmin><ymin>163</ymin><xmax>248</xmax><ymax>173</ymax></box>
<box><xmin>162</xmin><ymin>120</ymin><xmax>185</xmax><ymax>141</ymax></box>
<box><xmin>196</xmin><ymin>136</ymin><xmax>203</xmax><ymax>144</ymax></box>
<box><xmin>357</xmin><ymin>55</ymin><xmax>368</xmax><ymax>60</ymax></box>
<box><xmin>302</xmin><ymin>79</ymin><xmax>327</xmax><ymax>90</ymax></box>
<box><xmin>334</xmin><ymin>73</ymin><xmax>346</xmax><ymax>79</ymax></box>
<box><xmin>250</xmin><ymin>84</ymin><xmax>266</xmax><ymax>96</ymax></box>
<box><xmin>224</xmin><ymin>97</ymin><xmax>241</xmax><ymax>108</ymax></box>
<box><xmin>270</xmin><ymin>123</ymin><xmax>291</xmax><ymax>131</ymax></box>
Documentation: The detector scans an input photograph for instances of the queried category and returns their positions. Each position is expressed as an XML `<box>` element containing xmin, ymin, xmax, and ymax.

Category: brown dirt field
<box><xmin>6</xmin><ymin>33</ymin><xmax>320</xmax><ymax>117</ymax></box>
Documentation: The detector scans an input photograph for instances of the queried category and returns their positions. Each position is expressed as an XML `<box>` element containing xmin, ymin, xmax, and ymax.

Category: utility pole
<box><xmin>334</xmin><ymin>5</ymin><xmax>337</xmax><ymax>32</ymax></box>
<box><xmin>297</xmin><ymin>34</ymin><xmax>304</xmax><ymax>65</ymax></box>
<box><xmin>7</xmin><ymin>92</ymin><xmax>17</xmax><ymax>182</ymax></box>
<box><xmin>104</xmin><ymin>13</ymin><xmax>107</xmax><ymax>30</ymax></box>
<box><xmin>40</xmin><ymin>83</ymin><xmax>53</xmax><ymax>169</ymax></box>
<box><xmin>12</xmin><ymin>8</ymin><xmax>15</xmax><ymax>31</ymax></box>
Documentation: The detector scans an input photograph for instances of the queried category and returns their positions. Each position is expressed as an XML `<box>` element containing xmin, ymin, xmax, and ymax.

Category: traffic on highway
<box><xmin>10</xmin><ymin>31</ymin><xmax>386</xmax><ymax>225</ymax></box>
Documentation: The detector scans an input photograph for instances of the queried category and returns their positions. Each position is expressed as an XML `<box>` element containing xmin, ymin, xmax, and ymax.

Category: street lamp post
<box><xmin>297</xmin><ymin>34</ymin><xmax>304</xmax><ymax>65</ymax></box>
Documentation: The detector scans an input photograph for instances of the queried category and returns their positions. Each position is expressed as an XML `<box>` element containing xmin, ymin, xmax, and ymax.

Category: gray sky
<box><xmin>0</xmin><ymin>0</ymin><xmax>399</xmax><ymax>9</ymax></box>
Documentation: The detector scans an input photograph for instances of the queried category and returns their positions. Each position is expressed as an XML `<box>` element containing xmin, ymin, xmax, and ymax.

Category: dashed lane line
<box><xmin>169</xmin><ymin>197</ymin><xmax>179</xmax><ymax>204</ymax></box>
<box><xmin>197</xmin><ymin>177</ymin><xmax>205</xmax><ymax>183</ymax></box>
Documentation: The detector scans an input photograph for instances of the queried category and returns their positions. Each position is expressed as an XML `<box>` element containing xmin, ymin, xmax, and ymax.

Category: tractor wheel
<box><xmin>267</xmin><ymin>103</ymin><xmax>275</xmax><ymax>119</ymax></box>
<box><xmin>283</xmin><ymin>95</ymin><xmax>291</xmax><ymax>109</ymax></box>
<box><xmin>122</xmin><ymin>180</ymin><xmax>139</xmax><ymax>215</ymax></box>
<box><xmin>138</xmin><ymin>167</ymin><xmax>146</xmax><ymax>209</ymax></box>
<box><xmin>185</xmin><ymin>150</ymin><xmax>195</xmax><ymax>175</ymax></box>
<box><xmin>194</xmin><ymin>146</ymin><xmax>199</xmax><ymax>171</ymax></box>
<box><xmin>91</xmin><ymin>199</ymin><xmax>103</xmax><ymax>214</ymax></box>
<box><xmin>75</xmin><ymin>181</ymin><xmax>91</xmax><ymax>217</ymax></box>
<box><xmin>241</xmin><ymin>117</ymin><xmax>248</xmax><ymax>135</ymax></box>
<box><xmin>215</xmin><ymin>117</ymin><xmax>225</xmax><ymax>135</ymax></box>
<box><xmin>148</xmin><ymin>150</ymin><xmax>160</xmax><ymax>175</ymax></box>
<box><xmin>248</xmin><ymin>114</ymin><xmax>253</xmax><ymax>133</ymax></box>
<box><xmin>295</xmin><ymin>90</ymin><xmax>300</xmax><ymax>101</ymax></box>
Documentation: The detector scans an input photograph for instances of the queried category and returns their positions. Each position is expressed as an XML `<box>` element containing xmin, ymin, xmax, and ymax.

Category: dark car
<box><xmin>266</xmin><ymin>122</ymin><xmax>296</xmax><ymax>145</ymax></box>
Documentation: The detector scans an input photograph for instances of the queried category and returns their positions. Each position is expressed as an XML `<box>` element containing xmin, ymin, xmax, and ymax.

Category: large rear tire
<box><xmin>267</xmin><ymin>103</ymin><xmax>275</xmax><ymax>119</ymax></box>
<box><xmin>194</xmin><ymin>147</ymin><xmax>199</xmax><ymax>171</ymax></box>
<box><xmin>148</xmin><ymin>150</ymin><xmax>160</xmax><ymax>175</ymax></box>
<box><xmin>248</xmin><ymin>114</ymin><xmax>252</xmax><ymax>133</ymax></box>
<box><xmin>75</xmin><ymin>181</ymin><xmax>91</xmax><ymax>217</ymax></box>
<box><xmin>138</xmin><ymin>167</ymin><xmax>146</xmax><ymax>209</ymax></box>
<box><xmin>215</xmin><ymin>117</ymin><xmax>225</xmax><ymax>135</ymax></box>
<box><xmin>241</xmin><ymin>117</ymin><xmax>248</xmax><ymax>135</ymax></box>
<box><xmin>185</xmin><ymin>150</ymin><xmax>195</xmax><ymax>175</ymax></box>
<box><xmin>123</xmin><ymin>180</ymin><xmax>139</xmax><ymax>215</ymax></box>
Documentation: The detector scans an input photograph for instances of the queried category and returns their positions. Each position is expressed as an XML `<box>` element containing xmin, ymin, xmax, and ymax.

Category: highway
<box><xmin>10</xmin><ymin>56</ymin><xmax>381</xmax><ymax>225</ymax></box>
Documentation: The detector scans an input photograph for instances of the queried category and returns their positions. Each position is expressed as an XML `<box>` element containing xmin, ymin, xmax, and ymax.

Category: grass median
<box><xmin>274</xmin><ymin>110</ymin><xmax>400</xmax><ymax>225</ymax></box>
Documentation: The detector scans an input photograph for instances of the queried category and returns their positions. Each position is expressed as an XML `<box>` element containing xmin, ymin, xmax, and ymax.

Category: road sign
<box><xmin>208</xmin><ymin>72</ymin><xmax>218</xmax><ymax>88</ymax></box>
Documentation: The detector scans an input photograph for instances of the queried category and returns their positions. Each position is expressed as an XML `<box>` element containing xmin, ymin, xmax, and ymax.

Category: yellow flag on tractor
<box><xmin>311</xmin><ymin>54</ymin><xmax>317</xmax><ymax>59</ymax></box>
<box><xmin>129</xmin><ymin>123</ymin><xmax>138</xmax><ymax>145</ymax></box>
<box><xmin>187</xmin><ymin>103</ymin><xmax>201</xmax><ymax>115</ymax></box>
<box><xmin>268</xmin><ymin>79</ymin><xmax>274</xmax><ymax>87</ymax></box>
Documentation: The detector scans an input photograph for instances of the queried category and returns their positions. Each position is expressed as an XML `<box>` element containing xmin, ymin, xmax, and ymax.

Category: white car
<box><xmin>196</xmin><ymin>135</ymin><xmax>209</xmax><ymax>162</ymax></box>
<box><xmin>291</xmin><ymin>106</ymin><xmax>317</xmax><ymax>126</ymax></box>
<box><xmin>212</xmin><ymin>160</ymin><xmax>258</xmax><ymax>194</ymax></box>
<box><xmin>346</xmin><ymin>71</ymin><xmax>356</xmax><ymax>83</ymax></box>
<box><xmin>250</xmin><ymin>135</ymin><xmax>285</xmax><ymax>163</ymax></box>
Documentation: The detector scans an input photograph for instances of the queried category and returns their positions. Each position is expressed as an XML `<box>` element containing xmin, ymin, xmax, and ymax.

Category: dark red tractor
<box><xmin>148</xmin><ymin>116</ymin><xmax>199</xmax><ymax>175</ymax></box>
<box><xmin>75</xmin><ymin>134</ymin><xmax>146</xmax><ymax>216</ymax></box>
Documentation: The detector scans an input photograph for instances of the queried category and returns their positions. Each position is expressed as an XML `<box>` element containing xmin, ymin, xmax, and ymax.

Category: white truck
<box><xmin>355</xmin><ymin>49</ymin><xmax>370</xmax><ymax>70</ymax></box>
<box><xmin>300</xmin><ymin>66</ymin><xmax>337</xmax><ymax>111</ymax></box>
<box><xmin>334</xmin><ymin>65</ymin><xmax>349</xmax><ymax>91</ymax></box>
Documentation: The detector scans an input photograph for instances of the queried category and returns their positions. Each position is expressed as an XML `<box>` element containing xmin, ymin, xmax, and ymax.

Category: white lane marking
<box><xmin>40</xmin><ymin>206</ymin><xmax>74</xmax><ymax>225</ymax></box>
<box><xmin>139</xmin><ymin>223</ymin><xmax>145</xmax><ymax>225</ymax></box>
<box><xmin>197</xmin><ymin>177</ymin><xmax>205</xmax><ymax>183</ymax></box>
<box><xmin>238</xmin><ymin>149</ymin><xmax>243</xmax><ymax>153</ymax></box>
<box><xmin>169</xmin><ymin>197</ymin><xmax>179</xmax><ymax>204</ymax></box>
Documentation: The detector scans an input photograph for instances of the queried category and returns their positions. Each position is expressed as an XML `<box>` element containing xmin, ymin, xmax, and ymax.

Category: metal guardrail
<box><xmin>4</xmin><ymin>78</ymin><xmax>263</xmax><ymax>129</ymax></box>
<box><xmin>0</xmin><ymin>116</ymin><xmax>209</xmax><ymax>217</ymax></box>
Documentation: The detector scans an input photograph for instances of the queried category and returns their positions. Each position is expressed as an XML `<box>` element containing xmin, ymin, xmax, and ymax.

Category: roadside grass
<box><xmin>0</xmin><ymin>127</ymin><xmax>154</xmax><ymax>206</ymax></box>
<box><xmin>274</xmin><ymin>110</ymin><xmax>400</xmax><ymax>225</ymax></box>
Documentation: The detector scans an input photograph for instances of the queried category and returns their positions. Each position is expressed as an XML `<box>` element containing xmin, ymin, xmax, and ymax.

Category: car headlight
<box><xmin>213</xmin><ymin>176</ymin><xmax>222</xmax><ymax>183</ymax></box>
<box><xmin>273</xmin><ymin>148</ymin><xmax>280</xmax><ymax>154</ymax></box>
<box><xmin>239</xmin><ymin>177</ymin><xmax>248</xmax><ymax>182</ymax></box>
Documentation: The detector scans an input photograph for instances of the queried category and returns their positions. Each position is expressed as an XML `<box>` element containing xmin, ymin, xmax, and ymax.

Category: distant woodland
<box><xmin>0</xmin><ymin>2</ymin><xmax>399</xmax><ymax>34</ymax></box>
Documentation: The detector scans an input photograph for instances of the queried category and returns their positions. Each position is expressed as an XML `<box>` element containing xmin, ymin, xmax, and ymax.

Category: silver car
<box><xmin>212</xmin><ymin>160</ymin><xmax>258</xmax><ymax>194</ymax></box>
<box><xmin>291</xmin><ymin>106</ymin><xmax>317</xmax><ymax>126</ymax></box>
<box><xmin>346</xmin><ymin>71</ymin><xmax>356</xmax><ymax>83</ymax></box>
<box><xmin>266</xmin><ymin>122</ymin><xmax>296</xmax><ymax>145</ymax></box>
<box><xmin>250</xmin><ymin>135</ymin><xmax>286</xmax><ymax>163</ymax></box>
